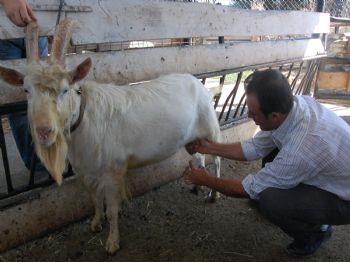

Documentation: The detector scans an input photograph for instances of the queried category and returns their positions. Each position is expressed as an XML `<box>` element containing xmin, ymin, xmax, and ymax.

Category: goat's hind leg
<box><xmin>206</xmin><ymin>128</ymin><xmax>221</xmax><ymax>202</ymax></box>
<box><xmin>207</xmin><ymin>155</ymin><xmax>221</xmax><ymax>202</ymax></box>
<box><xmin>190</xmin><ymin>153</ymin><xmax>205</xmax><ymax>195</ymax></box>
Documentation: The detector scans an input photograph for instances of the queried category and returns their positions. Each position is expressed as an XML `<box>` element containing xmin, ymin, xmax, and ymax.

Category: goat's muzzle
<box><xmin>35</xmin><ymin>126</ymin><xmax>56</xmax><ymax>146</ymax></box>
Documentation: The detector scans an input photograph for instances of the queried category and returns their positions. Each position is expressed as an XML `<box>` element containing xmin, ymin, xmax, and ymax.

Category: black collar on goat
<box><xmin>70</xmin><ymin>86</ymin><xmax>85</xmax><ymax>133</ymax></box>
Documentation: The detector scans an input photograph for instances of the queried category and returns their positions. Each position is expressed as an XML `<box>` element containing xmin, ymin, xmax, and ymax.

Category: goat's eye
<box><xmin>62</xmin><ymin>89</ymin><xmax>68</xmax><ymax>95</ymax></box>
<box><xmin>23</xmin><ymin>88</ymin><xmax>28</xmax><ymax>93</ymax></box>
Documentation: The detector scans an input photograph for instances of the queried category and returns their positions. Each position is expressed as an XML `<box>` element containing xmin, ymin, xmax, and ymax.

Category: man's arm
<box><xmin>186</xmin><ymin>139</ymin><xmax>247</xmax><ymax>161</ymax></box>
<box><xmin>182</xmin><ymin>162</ymin><xmax>249</xmax><ymax>198</ymax></box>
<box><xmin>0</xmin><ymin>0</ymin><xmax>36</xmax><ymax>27</ymax></box>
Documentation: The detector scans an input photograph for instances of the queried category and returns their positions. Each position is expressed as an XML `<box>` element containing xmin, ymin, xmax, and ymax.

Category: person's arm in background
<box><xmin>0</xmin><ymin>0</ymin><xmax>36</xmax><ymax>27</ymax></box>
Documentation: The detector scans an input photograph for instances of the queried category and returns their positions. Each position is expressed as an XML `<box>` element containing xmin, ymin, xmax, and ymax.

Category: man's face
<box><xmin>246</xmin><ymin>94</ymin><xmax>280</xmax><ymax>131</ymax></box>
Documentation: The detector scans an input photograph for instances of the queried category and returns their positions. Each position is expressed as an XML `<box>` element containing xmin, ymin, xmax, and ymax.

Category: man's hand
<box><xmin>185</xmin><ymin>139</ymin><xmax>213</xmax><ymax>155</ymax></box>
<box><xmin>1</xmin><ymin>0</ymin><xmax>37</xmax><ymax>27</ymax></box>
<box><xmin>182</xmin><ymin>161</ymin><xmax>210</xmax><ymax>186</ymax></box>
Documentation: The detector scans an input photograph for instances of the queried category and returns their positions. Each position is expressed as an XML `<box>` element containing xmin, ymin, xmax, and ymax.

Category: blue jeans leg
<box><xmin>7</xmin><ymin>112</ymin><xmax>44</xmax><ymax>170</ymax></box>
<box><xmin>0</xmin><ymin>39</ymin><xmax>25</xmax><ymax>59</ymax></box>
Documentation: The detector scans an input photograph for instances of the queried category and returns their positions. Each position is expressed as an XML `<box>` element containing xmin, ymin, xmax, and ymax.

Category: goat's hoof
<box><xmin>190</xmin><ymin>186</ymin><xmax>199</xmax><ymax>195</ymax></box>
<box><xmin>190</xmin><ymin>185</ymin><xmax>203</xmax><ymax>195</ymax></box>
<box><xmin>105</xmin><ymin>239</ymin><xmax>120</xmax><ymax>255</ymax></box>
<box><xmin>90</xmin><ymin>221</ymin><xmax>103</xmax><ymax>233</ymax></box>
<box><xmin>206</xmin><ymin>191</ymin><xmax>220</xmax><ymax>203</ymax></box>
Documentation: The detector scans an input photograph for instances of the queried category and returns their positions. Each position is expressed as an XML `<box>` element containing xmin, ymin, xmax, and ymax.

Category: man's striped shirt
<box><xmin>242</xmin><ymin>96</ymin><xmax>350</xmax><ymax>201</ymax></box>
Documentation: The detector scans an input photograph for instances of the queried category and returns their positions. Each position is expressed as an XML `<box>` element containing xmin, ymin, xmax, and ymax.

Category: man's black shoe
<box><xmin>286</xmin><ymin>225</ymin><xmax>332</xmax><ymax>257</ymax></box>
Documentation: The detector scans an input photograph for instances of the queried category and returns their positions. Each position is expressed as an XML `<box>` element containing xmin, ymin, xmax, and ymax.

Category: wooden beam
<box><xmin>346</xmin><ymin>39</ymin><xmax>350</xmax><ymax>91</ymax></box>
<box><xmin>0</xmin><ymin>38</ymin><xmax>324</xmax><ymax>79</ymax></box>
<box><xmin>318</xmin><ymin>71</ymin><xmax>348</xmax><ymax>90</ymax></box>
<box><xmin>0</xmin><ymin>0</ymin><xmax>330</xmax><ymax>43</ymax></box>
<box><xmin>0</xmin><ymin>38</ymin><xmax>325</xmax><ymax>105</ymax></box>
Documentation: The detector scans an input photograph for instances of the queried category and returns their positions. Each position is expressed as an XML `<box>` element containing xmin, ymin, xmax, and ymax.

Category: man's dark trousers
<box><xmin>258</xmin><ymin>148</ymin><xmax>350</xmax><ymax>244</ymax></box>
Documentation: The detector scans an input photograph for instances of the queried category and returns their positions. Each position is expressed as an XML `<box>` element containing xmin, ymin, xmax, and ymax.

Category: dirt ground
<box><xmin>1</xmin><ymin>159</ymin><xmax>350</xmax><ymax>262</ymax></box>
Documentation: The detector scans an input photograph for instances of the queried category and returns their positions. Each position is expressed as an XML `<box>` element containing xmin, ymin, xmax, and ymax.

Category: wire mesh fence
<box><xmin>194</xmin><ymin>0</ymin><xmax>350</xmax><ymax>18</ymax></box>
<box><xmin>325</xmin><ymin>0</ymin><xmax>350</xmax><ymax>17</ymax></box>
<box><xmin>227</xmin><ymin>0</ymin><xmax>318</xmax><ymax>11</ymax></box>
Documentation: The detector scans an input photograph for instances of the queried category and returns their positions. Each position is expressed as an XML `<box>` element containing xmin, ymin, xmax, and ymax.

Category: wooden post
<box><xmin>346</xmin><ymin>39</ymin><xmax>350</xmax><ymax>92</ymax></box>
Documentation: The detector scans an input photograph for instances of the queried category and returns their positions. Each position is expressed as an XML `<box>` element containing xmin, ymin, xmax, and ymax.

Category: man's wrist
<box><xmin>207</xmin><ymin>142</ymin><xmax>217</xmax><ymax>155</ymax></box>
<box><xmin>198</xmin><ymin>172</ymin><xmax>215</xmax><ymax>187</ymax></box>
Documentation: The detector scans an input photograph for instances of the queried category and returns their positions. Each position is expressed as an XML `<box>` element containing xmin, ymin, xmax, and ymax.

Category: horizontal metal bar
<box><xmin>315</xmin><ymin>90</ymin><xmax>350</xmax><ymax>100</ymax></box>
<box><xmin>330</xmin><ymin>16</ymin><xmax>350</xmax><ymax>23</ymax></box>
<box><xmin>0</xmin><ymin>170</ymin><xmax>74</xmax><ymax>202</ymax></box>
<box><xmin>320</xmin><ymin>65</ymin><xmax>350</xmax><ymax>72</ymax></box>
<box><xmin>0</xmin><ymin>102</ymin><xmax>27</xmax><ymax>115</ymax></box>
<box><xmin>195</xmin><ymin>55</ymin><xmax>326</xmax><ymax>79</ymax></box>
<box><xmin>32</xmin><ymin>4</ymin><xmax>92</xmax><ymax>12</ymax></box>
<box><xmin>325</xmin><ymin>55</ymin><xmax>350</xmax><ymax>62</ymax></box>
<box><xmin>220</xmin><ymin>116</ymin><xmax>250</xmax><ymax>130</ymax></box>
<box><xmin>0</xmin><ymin>179</ymin><xmax>54</xmax><ymax>202</ymax></box>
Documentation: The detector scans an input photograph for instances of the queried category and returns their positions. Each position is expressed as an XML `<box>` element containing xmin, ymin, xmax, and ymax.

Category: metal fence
<box><xmin>325</xmin><ymin>0</ymin><xmax>350</xmax><ymax>17</ymax></box>
<box><xmin>199</xmin><ymin>59</ymin><xmax>319</xmax><ymax>127</ymax></box>
<box><xmin>194</xmin><ymin>0</ymin><xmax>350</xmax><ymax>18</ymax></box>
<box><xmin>227</xmin><ymin>0</ymin><xmax>319</xmax><ymax>11</ymax></box>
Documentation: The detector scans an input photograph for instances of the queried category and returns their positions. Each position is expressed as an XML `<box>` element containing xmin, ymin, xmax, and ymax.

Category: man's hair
<box><xmin>244</xmin><ymin>69</ymin><xmax>294</xmax><ymax>117</ymax></box>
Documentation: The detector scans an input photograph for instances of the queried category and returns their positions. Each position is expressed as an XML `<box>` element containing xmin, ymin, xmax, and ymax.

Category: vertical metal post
<box><xmin>286</xmin><ymin>63</ymin><xmax>294</xmax><ymax>79</ymax></box>
<box><xmin>0</xmin><ymin>116</ymin><xmax>13</xmax><ymax>192</ymax></box>
<box><xmin>214</xmin><ymin>36</ymin><xmax>225</xmax><ymax>109</ymax></box>
<box><xmin>312</xmin><ymin>0</ymin><xmax>326</xmax><ymax>39</ymax></box>
<box><xmin>316</xmin><ymin>0</ymin><xmax>325</xmax><ymax>12</ymax></box>
<box><xmin>29</xmin><ymin>151</ymin><xmax>37</xmax><ymax>185</ymax></box>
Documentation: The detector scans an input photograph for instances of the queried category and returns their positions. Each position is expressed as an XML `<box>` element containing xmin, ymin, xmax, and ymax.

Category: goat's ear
<box><xmin>69</xmin><ymin>58</ymin><xmax>92</xmax><ymax>84</ymax></box>
<box><xmin>0</xmin><ymin>66</ymin><xmax>24</xmax><ymax>86</ymax></box>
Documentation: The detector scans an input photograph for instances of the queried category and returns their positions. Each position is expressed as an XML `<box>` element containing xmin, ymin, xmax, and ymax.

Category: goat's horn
<box><xmin>25</xmin><ymin>22</ymin><xmax>39</xmax><ymax>64</ymax></box>
<box><xmin>49</xmin><ymin>18</ymin><xmax>79</xmax><ymax>65</ymax></box>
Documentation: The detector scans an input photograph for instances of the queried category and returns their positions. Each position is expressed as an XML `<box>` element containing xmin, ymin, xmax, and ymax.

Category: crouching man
<box><xmin>183</xmin><ymin>69</ymin><xmax>350</xmax><ymax>257</ymax></box>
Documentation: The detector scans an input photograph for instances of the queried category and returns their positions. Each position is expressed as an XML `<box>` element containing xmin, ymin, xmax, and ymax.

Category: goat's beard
<box><xmin>34</xmin><ymin>129</ymin><xmax>68</xmax><ymax>185</ymax></box>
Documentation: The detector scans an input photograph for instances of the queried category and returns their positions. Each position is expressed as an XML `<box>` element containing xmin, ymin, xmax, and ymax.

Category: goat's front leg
<box><xmin>83</xmin><ymin>176</ymin><xmax>105</xmax><ymax>233</ymax></box>
<box><xmin>90</xmin><ymin>190</ymin><xmax>104</xmax><ymax>232</ymax></box>
<box><xmin>104</xmin><ymin>166</ymin><xmax>127</xmax><ymax>255</ymax></box>
<box><xmin>207</xmin><ymin>156</ymin><xmax>221</xmax><ymax>202</ymax></box>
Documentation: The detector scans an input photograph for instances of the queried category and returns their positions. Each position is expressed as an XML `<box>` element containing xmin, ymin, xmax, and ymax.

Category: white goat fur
<box><xmin>2</xmin><ymin>61</ymin><xmax>221</xmax><ymax>254</ymax></box>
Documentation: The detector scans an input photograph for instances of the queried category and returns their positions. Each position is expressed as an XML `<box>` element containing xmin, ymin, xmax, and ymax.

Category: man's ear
<box><xmin>0</xmin><ymin>66</ymin><xmax>24</xmax><ymax>86</ymax></box>
<box><xmin>270</xmin><ymin>112</ymin><xmax>287</xmax><ymax>125</ymax></box>
<box><xmin>68</xmin><ymin>57</ymin><xmax>92</xmax><ymax>84</ymax></box>
<box><xmin>270</xmin><ymin>112</ymin><xmax>280</xmax><ymax>119</ymax></box>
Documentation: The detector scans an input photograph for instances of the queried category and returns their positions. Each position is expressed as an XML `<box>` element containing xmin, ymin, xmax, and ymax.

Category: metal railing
<box><xmin>198</xmin><ymin>58</ymin><xmax>320</xmax><ymax>129</ymax></box>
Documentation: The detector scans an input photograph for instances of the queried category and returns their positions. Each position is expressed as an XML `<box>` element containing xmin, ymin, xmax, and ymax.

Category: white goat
<box><xmin>0</xmin><ymin>19</ymin><xmax>221</xmax><ymax>254</ymax></box>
